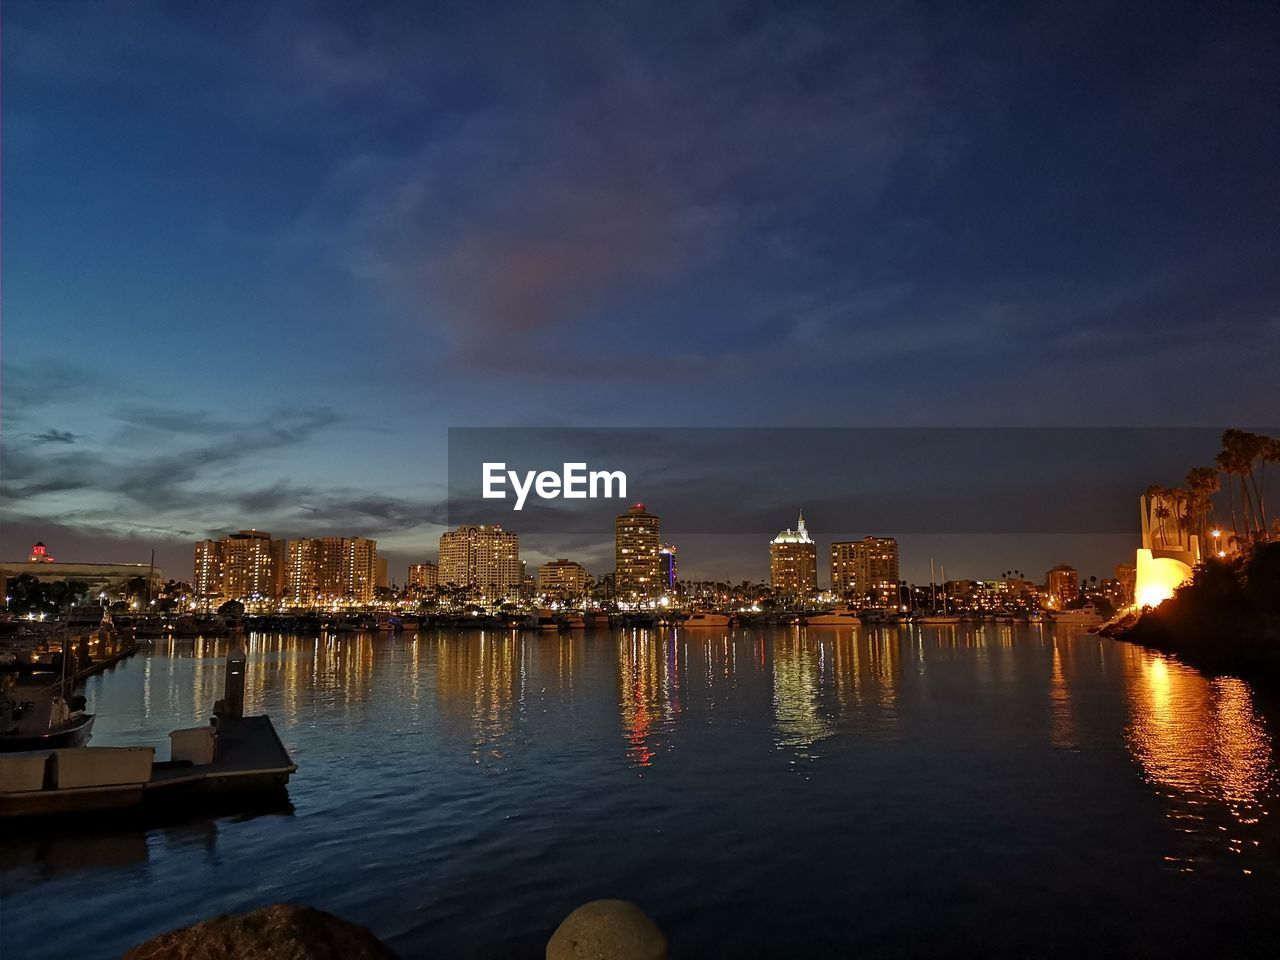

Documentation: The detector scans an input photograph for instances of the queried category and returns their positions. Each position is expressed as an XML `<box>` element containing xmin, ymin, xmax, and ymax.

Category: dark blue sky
<box><xmin>3</xmin><ymin>1</ymin><xmax>1278</xmax><ymax>583</ymax></box>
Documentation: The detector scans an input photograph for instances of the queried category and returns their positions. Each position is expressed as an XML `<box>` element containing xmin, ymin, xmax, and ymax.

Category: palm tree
<box><xmin>1220</xmin><ymin>430</ymin><xmax>1267</xmax><ymax>539</ymax></box>
<box><xmin>1186</xmin><ymin>466</ymin><xmax>1220</xmax><ymax>549</ymax></box>
<box><xmin>1260</xmin><ymin>435</ymin><xmax>1280</xmax><ymax>538</ymax></box>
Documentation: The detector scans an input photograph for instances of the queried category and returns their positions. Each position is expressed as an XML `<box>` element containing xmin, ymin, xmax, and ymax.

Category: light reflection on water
<box><xmin>5</xmin><ymin>625</ymin><xmax>1280</xmax><ymax>959</ymax></box>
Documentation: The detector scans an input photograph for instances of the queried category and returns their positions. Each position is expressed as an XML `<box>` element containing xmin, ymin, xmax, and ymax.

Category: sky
<box><xmin>3</xmin><ymin>1</ymin><xmax>1278</xmax><ymax>585</ymax></box>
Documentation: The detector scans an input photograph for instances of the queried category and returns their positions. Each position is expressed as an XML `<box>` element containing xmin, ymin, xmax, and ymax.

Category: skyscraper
<box><xmin>657</xmin><ymin>544</ymin><xmax>677</xmax><ymax>592</ymax></box>
<box><xmin>831</xmin><ymin>536</ymin><xmax>900</xmax><ymax>605</ymax></box>
<box><xmin>220</xmin><ymin>530</ymin><xmax>276</xmax><ymax>602</ymax></box>
<box><xmin>770</xmin><ymin>511</ymin><xmax>817</xmax><ymax>599</ymax></box>
<box><xmin>615</xmin><ymin>503</ymin><xmax>661</xmax><ymax>601</ymax></box>
<box><xmin>438</xmin><ymin>524</ymin><xmax>521</xmax><ymax>599</ymax></box>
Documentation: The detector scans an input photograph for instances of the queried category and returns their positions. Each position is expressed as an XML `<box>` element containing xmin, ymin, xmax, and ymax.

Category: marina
<box><xmin>4</xmin><ymin>624</ymin><xmax>1280</xmax><ymax>958</ymax></box>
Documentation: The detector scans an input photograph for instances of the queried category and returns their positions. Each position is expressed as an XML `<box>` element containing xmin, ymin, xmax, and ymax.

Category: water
<box><xmin>4</xmin><ymin>625</ymin><xmax>1279</xmax><ymax>958</ymax></box>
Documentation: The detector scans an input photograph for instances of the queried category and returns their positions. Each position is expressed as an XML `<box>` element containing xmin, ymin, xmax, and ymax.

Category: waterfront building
<box><xmin>770</xmin><ymin>512</ymin><xmax>817</xmax><ymax>600</ymax></box>
<box><xmin>278</xmin><ymin>538</ymin><xmax>321</xmax><ymax>605</ymax></box>
<box><xmin>1</xmin><ymin>541</ymin><xmax>163</xmax><ymax>597</ymax></box>
<box><xmin>195</xmin><ymin>532</ymin><xmax>378</xmax><ymax>605</ymax></box>
<box><xmin>193</xmin><ymin>539</ymin><xmax>221</xmax><ymax>597</ymax></box>
<box><xmin>658</xmin><ymin>544</ymin><xmax>677</xmax><ymax>592</ymax></box>
<box><xmin>438</xmin><ymin>524</ymin><xmax>521</xmax><ymax>599</ymax></box>
<box><xmin>615</xmin><ymin>504</ymin><xmax>661</xmax><ymax>601</ymax></box>
<box><xmin>407</xmin><ymin>562</ymin><xmax>439</xmax><ymax>590</ymax></box>
<box><xmin>220</xmin><ymin>530</ymin><xmax>276</xmax><ymax>603</ymax></box>
<box><xmin>317</xmin><ymin>537</ymin><xmax>379</xmax><ymax>604</ymax></box>
<box><xmin>1044</xmin><ymin>564</ymin><xmax>1080</xmax><ymax>609</ymax></box>
<box><xmin>537</xmin><ymin>559</ymin><xmax>591</xmax><ymax>599</ymax></box>
<box><xmin>830</xmin><ymin>536</ymin><xmax>899</xmax><ymax>605</ymax></box>
<box><xmin>1134</xmin><ymin>491</ymin><xmax>1202</xmax><ymax>609</ymax></box>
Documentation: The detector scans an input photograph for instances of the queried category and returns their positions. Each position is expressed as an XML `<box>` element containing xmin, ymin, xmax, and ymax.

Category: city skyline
<box><xmin>4</xmin><ymin>2</ymin><xmax>1278</xmax><ymax>590</ymax></box>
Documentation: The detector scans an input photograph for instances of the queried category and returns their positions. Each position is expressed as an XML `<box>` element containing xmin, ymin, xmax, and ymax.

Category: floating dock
<box><xmin>0</xmin><ymin>715</ymin><xmax>296</xmax><ymax>819</ymax></box>
<box><xmin>0</xmin><ymin>645</ymin><xmax>296</xmax><ymax>821</ymax></box>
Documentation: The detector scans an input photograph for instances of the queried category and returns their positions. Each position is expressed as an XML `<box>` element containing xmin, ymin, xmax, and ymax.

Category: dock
<box><xmin>0</xmin><ymin>645</ymin><xmax>297</xmax><ymax>822</ymax></box>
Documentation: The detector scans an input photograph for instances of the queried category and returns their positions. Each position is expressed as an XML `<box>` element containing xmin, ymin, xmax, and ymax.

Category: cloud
<box><xmin>285</xmin><ymin>3</ymin><xmax>950</xmax><ymax>374</ymax></box>
<box><xmin>29</xmin><ymin>429</ymin><xmax>80</xmax><ymax>444</ymax></box>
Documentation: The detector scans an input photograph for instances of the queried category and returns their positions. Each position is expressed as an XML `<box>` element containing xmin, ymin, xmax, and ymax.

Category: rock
<box><xmin>122</xmin><ymin>903</ymin><xmax>397</xmax><ymax>960</ymax></box>
<box><xmin>546</xmin><ymin>900</ymin><xmax>667</xmax><ymax>960</ymax></box>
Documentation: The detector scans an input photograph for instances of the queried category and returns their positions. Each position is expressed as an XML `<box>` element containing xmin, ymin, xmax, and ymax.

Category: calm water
<box><xmin>4</xmin><ymin>625</ymin><xmax>1280</xmax><ymax>958</ymax></box>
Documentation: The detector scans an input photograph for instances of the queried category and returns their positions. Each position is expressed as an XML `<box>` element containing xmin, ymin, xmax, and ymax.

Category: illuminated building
<box><xmin>770</xmin><ymin>511</ymin><xmax>817</xmax><ymax>599</ymax></box>
<box><xmin>1</xmin><ymin>541</ymin><xmax>162</xmax><ymax>596</ymax></box>
<box><xmin>317</xmin><ymin>537</ymin><xmax>379</xmax><ymax>604</ymax></box>
<box><xmin>220</xmin><ymin>530</ymin><xmax>276</xmax><ymax>602</ymax></box>
<box><xmin>407</xmin><ymin>562</ymin><xmax>439</xmax><ymax>590</ymax></box>
<box><xmin>438</xmin><ymin>524</ymin><xmax>521</xmax><ymax>599</ymax></box>
<box><xmin>830</xmin><ymin>536</ymin><xmax>899</xmax><ymax>604</ymax></box>
<box><xmin>537</xmin><ymin>558</ymin><xmax>591</xmax><ymax>598</ymax></box>
<box><xmin>195</xmin><ymin>532</ymin><xmax>378</xmax><ymax>605</ymax></box>
<box><xmin>658</xmin><ymin>544</ymin><xmax>677</xmax><ymax>591</ymax></box>
<box><xmin>615</xmin><ymin>504</ymin><xmax>661</xmax><ymax>601</ymax></box>
<box><xmin>1133</xmin><ymin>491</ymin><xmax>1201</xmax><ymax>609</ymax></box>
<box><xmin>1044</xmin><ymin>564</ymin><xmax>1080</xmax><ymax>610</ymax></box>
<box><xmin>278</xmin><ymin>538</ymin><xmax>321</xmax><ymax>605</ymax></box>
<box><xmin>193</xmin><ymin>540</ymin><xmax>222</xmax><ymax>597</ymax></box>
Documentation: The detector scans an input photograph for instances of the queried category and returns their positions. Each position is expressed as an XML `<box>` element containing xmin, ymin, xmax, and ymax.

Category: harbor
<box><xmin>4</xmin><ymin>624</ymin><xmax>1280</xmax><ymax>958</ymax></box>
<box><xmin>1</xmin><ymin>644</ymin><xmax>295</xmax><ymax>822</ymax></box>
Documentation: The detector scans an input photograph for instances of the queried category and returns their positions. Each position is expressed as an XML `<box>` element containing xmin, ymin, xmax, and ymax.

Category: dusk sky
<box><xmin>3</xmin><ymin>1</ymin><xmax>1278</xmax><ymax>584</ymax></box>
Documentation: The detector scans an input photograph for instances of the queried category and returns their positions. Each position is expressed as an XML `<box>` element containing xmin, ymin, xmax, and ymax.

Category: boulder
<box><xmin>122</xmin><ymin>904</ymin><xmax>396</xmax><ymax>960</ymax></box>
<box><xmin>546</xmin><ymin>900</ymin><xmax>667</xmax><ymax>960</ymax></box>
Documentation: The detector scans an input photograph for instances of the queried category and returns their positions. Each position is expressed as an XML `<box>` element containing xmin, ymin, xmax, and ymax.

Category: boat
<box><xmin>1052</xmin><ymin>605</ymin><xmax>1105</xmax><ymax>626</ymax></box>
<box><xmin>683</xmin><ymin>611</ymin><xmax>731</xmax><ymax>627</ymax></box>
<box><xmin>917</xmin><ymin>559</ymin><xmax>961</xmax><ymax>624</ymax></box>
<box><xmin>0</xmin><ymin>674</ymin><xmax>95</xmax><ymax>752</ymax></box>
<box><xmin>536</xmin><ymin>612</ymin><xmax>561</xmax><ymax>631</ymax></box>
<box><xmin>563</xmin><ymin>613</ymin><xmax>586</xmax><ymax>630</ymax></box>
<box><xmin>805</xmin><ymin>604</ymin><xmax>862</xmax><ymax>626</ymax></box>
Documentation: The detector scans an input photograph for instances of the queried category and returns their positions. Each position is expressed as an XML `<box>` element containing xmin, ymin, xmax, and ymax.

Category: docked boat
<box><xmin>805</xmin><ymin>605</ymin><xmax>862</xmax><ymax>626</ymax></box>
<box><xmin>536</xmin><ymin>612</ymin><xmax>561</xmax><ymax>631</ymax></box>
<box><xmin>1052</xmin><ymin>605</ymin><xmax>1105</xmax><ymax>626</ymax></box>
<box><xmin>0</xmin><ymin>680</ymin><xmax>95</xmax><ymax>752</ymax></box>
<box><xmin>683</xmin><ymin>611</ymin><xmax>731</xmax><ymax>627</ymax></box>
<box><xmin>916</xmin><ymin>614</ymin><xmax>962</xmax><ymax>625</ymax></box>
<box><xmin>918</xmin><ymin>559</ymin><xmax>961</xmax><ymax>624</ymax></box>
<box><xmin>563</xmin><ymin>613</ymin><xmax>586</xmax><ymax>630</ymax></box>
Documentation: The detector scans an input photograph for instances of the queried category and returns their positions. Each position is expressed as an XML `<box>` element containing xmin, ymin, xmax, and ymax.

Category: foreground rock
<box><xmin>122</xmin><ymin>904</ymin><xmax>397</xmax><ymax>960</ymax></box>
<box><xmin>546</xmin><ymin>899</ymin><xmax>668</xmax><ymax>960</ymax></box>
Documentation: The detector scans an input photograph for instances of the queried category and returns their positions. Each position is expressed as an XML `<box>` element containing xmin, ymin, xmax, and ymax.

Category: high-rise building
<box><xmin>220</xmin><ymin>530</ymin><xmax>276</xmax><ymax>602</ymax></box>
<box><xmin>1045</xmin><ymin>564</ymin><xmax>1080</xmax><ymax>609</ymax></box>
<box><xmin>438</xmin><ymin>524</ymin><xmax>521</xmax><ymax>598</ymax></box>
<box><xmin>770</xmin><ymin>512</ymin><xmax>817</xmax><ymax>599</ymax></box>
<box><xmin>194</xmin><ymin>539</ymin><xmax>222</xmax><ymax>598</ymax></box>
<box><xmin>830</xmin><ymin>536</ymin><xmax>900</xmax><ymax>604</ymax></box>
<box><xmin>615</xmin><ymin>504</ymin><xmax>661</xmax><ymax>600</ymax></box>
<box><xmin>191</xmin><ymin>532</ymin><xmax>379</xmax><ymax>606</ymax></box>
<box><xmin>317</xmin><ymin>537</ymin><xmax>378</xmax><ymax>604</ymax></box>
<box><xmin>407</xmin><ymin>562</ymin><xmax>439</xmax><ymax>590</ymax></box>
<box><xmin>279</xmin><ymin>537</ymin><xmax>321</xmax><ymax>605</ymax></box>
<box><xmin>657</xmin><ymin>544</ymin><xmax>677</xmax><ymax>592</ymax></box>
<box><xmin>537</xmin><ymin>559</ymin><xmax>591</xmax><ymax>598</ymax></box>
